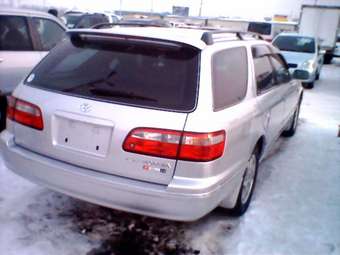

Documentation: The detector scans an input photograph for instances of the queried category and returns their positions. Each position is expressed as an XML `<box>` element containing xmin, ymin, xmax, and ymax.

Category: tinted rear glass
<box><xmin>26</xmin><ymin>35</ymin><xmax>200</xmax><ymax>112</ymax></box>
<box><xmin>273</xmin><ymin>36</ymin><xmax>315</xmax><ymax>53</ymax></box>
<box><xmin>212</xmin><ymin>47</ymin><xmax>248</xmax><ymax>111</ymax></box>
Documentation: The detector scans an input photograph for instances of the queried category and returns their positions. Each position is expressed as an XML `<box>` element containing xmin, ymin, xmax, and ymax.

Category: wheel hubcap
<box><xmin>241</xmin><ymin>154</ymin><xmax>257</xmax><ymax>204</ymax></box>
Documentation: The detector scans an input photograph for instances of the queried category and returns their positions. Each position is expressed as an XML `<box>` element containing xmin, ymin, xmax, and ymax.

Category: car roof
<box><xmin>71</xmin><ymin>27</ymin><xmax>266</xmax><ymax>49</ymax></box>
<box><xmin>1</xmin><ymin>8</ymin><xmax>53</xmax><ymax>18</ymax></box>
<box><xmin>0</xmin><ymin>8</ymin><xmax>66</xmax><ymax>28</ymax></box>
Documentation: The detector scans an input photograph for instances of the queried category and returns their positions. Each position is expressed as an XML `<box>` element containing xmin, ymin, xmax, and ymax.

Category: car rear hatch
<box><xmin>11</xmin><ymin>31</ymin><xmax>200</xmax><ymax>185</ymax></box>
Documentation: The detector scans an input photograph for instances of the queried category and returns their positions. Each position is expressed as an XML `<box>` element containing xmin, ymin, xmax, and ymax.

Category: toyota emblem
<box><xmin>80</xmin><ymin>103</ymin><xmax>91</xmax><ymax>113</ymax></box>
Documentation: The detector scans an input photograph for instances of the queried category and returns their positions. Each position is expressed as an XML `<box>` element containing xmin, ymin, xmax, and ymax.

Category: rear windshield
<box><xmin>26</xmin><ymin>34</ymin><xmax>200</xmax><ymax>112</ymax></box>
<box><xmin>248</xmin><ymin>22</ymin><xmax>272</xmax><ymax>35</ymax></box>
<box><xmin>273</xmin><ymin>36</ymin><xmax>315</xmax><ymax>53</ymax></box>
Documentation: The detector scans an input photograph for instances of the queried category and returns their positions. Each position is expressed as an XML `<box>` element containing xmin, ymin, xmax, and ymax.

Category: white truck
<box><xmin>299</xmin><ymin>5</ymin><xmax>340</xmax><ymax>64</ymax></box>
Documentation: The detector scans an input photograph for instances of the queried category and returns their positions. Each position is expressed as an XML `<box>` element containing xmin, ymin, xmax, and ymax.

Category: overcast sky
<box><xmin>2</xmin><ymin>0</ymin><xmax>340</xmax><ymax>19</ymax></box>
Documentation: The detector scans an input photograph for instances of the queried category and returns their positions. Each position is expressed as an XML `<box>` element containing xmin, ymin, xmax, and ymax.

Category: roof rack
<box><xmin>201</xmin><ymin>30</ymin><xmax>264</xmax><ymax>45</ymax></box>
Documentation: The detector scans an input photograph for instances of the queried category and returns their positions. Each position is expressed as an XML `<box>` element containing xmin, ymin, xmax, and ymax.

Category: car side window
<box><xmin>0</xmin><ymin>15</ymin><xmax>33</xmax><ymax>51</ymax></box>
<box><xmin>212</xmin><ymin>47</ymin><xmax>248</xmax><ymax>111</ymax></box>
<box><xmin>32</xmin><ymin>18</ymin><xmax>65</xmax><ymax>51</ymax></box>
<box><xmin>270</xmin><ymin>54</ymin><xmax>291</xmax><ymax>85</ymax></box>
<box><xmin>252</xmin><ymin>49</ymin><xmax>274</xmax><ymax>94</ymax></box>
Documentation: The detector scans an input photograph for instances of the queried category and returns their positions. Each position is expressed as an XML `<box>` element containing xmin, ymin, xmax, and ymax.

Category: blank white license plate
<box><xmin>55</xmin><ymin>116</ymin><xmax>113</xmax><ymax>157</ymax></box>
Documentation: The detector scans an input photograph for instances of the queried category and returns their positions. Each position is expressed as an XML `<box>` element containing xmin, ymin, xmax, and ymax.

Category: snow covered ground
<box><xmin>1</xmin><ymin>60</ymin><xmax>340</xmax><ymax>255</ymax></box>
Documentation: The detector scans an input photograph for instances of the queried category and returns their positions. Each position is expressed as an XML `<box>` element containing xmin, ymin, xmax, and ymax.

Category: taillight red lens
<box><xmin>178</xmin><ymin>131</ymin><xmax>226</xmax><ymax>161</ymax></box>
<box><xmin>123</xmin><ymin>128</ymin><xmax>181</xmax><ymax>159</ymax></box>
<box><xmin>123</xmin><ymin>128</ymin><xmax>225</xmax><ymax>162</ymax></box>
<box><xmin>6</xmin><ymin>96</ymin><xmax>43</xmax><ymax>130</ymax></box>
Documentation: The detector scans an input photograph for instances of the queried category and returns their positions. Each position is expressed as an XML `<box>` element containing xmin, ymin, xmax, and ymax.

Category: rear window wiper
<box><xmin>89</xmin><ymin>88</ymin><xmax>158</xmax><ymax>102</ymax></box>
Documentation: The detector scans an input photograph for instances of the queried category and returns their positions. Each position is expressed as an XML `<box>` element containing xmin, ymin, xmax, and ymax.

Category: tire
<box><xmin>323</xmin><ymin>54</ymin><xmax>333</xmax><ymax>64</ymax></box>
<box><xmin>315</xmin><ymin>72</ymin><xmax>320</xmax><ymax>81</ymax></box>
<box><xmin>302</xmin><ymin>82</ymin><xmax>314</xmax><ymax>89</ymax></box>
<box><xmin>282</xmin><ymin>102</ymin><xmax>300</xmax><ymax>137</ymax></box>
<box><xmin>228</xmin><ymin>148</ymin><xmax>259</xmax><ymax>216</ymax></box>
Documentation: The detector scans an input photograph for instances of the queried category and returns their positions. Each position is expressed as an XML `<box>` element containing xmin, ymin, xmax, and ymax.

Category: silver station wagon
<box><xmin>1</xmin><ymin>26</ymin><xmax>304</xmax><ymax>221</ymax></box>
<box><xmin>0</xmin><ymin>8</ymin><xmax>66</xmax><ymax>129</ymax></box>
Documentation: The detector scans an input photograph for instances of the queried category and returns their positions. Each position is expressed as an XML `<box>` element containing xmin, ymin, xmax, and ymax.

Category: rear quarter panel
<box><xmin>175</xmin><ymin>43</ymin><xmax>260</xmax><ymax>182</ymax></box>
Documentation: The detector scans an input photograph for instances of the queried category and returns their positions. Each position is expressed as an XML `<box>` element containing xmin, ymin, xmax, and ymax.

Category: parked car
<box><xmin>61</xmin><ymin>11</ymin><xmax>120</xmax><ymax>29</ymax></box>
<box><xmin>1</xmin><ymin>27</ymin><xmax>304</xmax><ymax>221</ymax></box>
<box><xmin>0</xmin><ymin>8</ymin><xmax>66</xmax><ymax>130</ymax></box>
<box><xmin>248</xmin><ymin>21</ymin><xmax>298</xmax><ymax>42</ymax></box>
<box><xmin>272</xmin><ymin>33</ymin><xmax>324</xmax><ymax>89</ymax></box>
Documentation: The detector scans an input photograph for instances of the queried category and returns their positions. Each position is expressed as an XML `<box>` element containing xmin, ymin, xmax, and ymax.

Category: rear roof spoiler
<box><xmin>66</xmin><ymin>30</ymin><xmax>194</xmax><ymax>50</ymax></box>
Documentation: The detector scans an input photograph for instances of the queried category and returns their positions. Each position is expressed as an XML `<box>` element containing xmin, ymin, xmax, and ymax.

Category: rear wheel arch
<box><xmin>219</xmin><ymin>135</ymin><xmax>265</xmax><ymax>212</ymax></box>
<box><xmin>225</xmin><ymin>138</ymin><xmax>262</xmax><ymax>216</ymax></box>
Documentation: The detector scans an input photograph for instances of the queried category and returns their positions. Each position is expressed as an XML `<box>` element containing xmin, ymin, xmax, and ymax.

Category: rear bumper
<box><xmin>0</xmin><ymin>131</ymin><xmax>240</xmax><ymax>221</ymax></box>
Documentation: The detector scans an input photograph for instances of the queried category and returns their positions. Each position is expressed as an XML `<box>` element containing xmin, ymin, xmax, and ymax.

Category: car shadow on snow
<box><xmin>67</xmin><ymin>201</ymin><xmax>200</xmax><ymax>255</ymax></box>
<box><xmin>66</xmin><ymin>198</ymin><xmax>241</xmax><ymax>255</ymax></box>
<box><xmin>20</xmin><ymin>186</ymin><xmax>245</xmax><ymax>255</ymax></box>
<box><xmin>24</xmin><ymin>189</ymin><xmax>202</xmax><ymax>255</ymax></box>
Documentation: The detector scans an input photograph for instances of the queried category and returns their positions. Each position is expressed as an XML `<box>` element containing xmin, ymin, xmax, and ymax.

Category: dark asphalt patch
<box><xmin>63</xmin><ymin>201</ymin><xmax>200</xmax><ymax>255</ymax></box>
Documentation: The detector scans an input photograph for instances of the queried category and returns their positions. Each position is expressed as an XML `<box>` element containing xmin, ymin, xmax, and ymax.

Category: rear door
<box><xmin>0</xmin><ymin>15</ymin><xmax>41</xmax><ymax>94</ymax></box>
<box><xmin>13</xmin><ymin>33</ymin><xmax>200</xmax><ymax>185</ymax></box>
<box><xmin>269</xmin><ymin>53</ymin><xmax>299</xmax><ymax>124</ymax></box>
<box><xmin>252</xmin><ymin>45</ymin><xmax>285</xmax><ymax>146</ymax></box>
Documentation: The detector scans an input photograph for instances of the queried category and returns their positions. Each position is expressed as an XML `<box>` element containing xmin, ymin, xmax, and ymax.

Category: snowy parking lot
<box><xmin>1</xmin><ymin>60</ymin><xmax>340</xmax><ymax>255</ymax></box>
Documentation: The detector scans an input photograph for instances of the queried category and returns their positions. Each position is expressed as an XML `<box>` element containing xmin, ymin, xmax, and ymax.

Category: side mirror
<box><xmin>292</xmin><ymin>69</ymin><xmax>309</xmax><ymax>80</ymax></box>
<box><xmin>276</xmin><ymin>69</ymin><xmax>291</xmax><ymax>84</ymax></box>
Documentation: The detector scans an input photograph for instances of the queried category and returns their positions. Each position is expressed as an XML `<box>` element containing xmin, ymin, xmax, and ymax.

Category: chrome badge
<box><xmin>80</xmin><ymin>103</ymin><xmax>92</xmax><ymax>113</ymax></box>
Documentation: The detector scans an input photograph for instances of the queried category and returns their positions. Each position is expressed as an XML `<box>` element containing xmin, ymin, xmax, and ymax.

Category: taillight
<box><xmin>123</xmin><ymin>128</ymin><xmax>225</xmax><ymax>162</ymax></box>
<box><xmin>7</xmin><ymin>96</ymin><xmax>44</xmax><ymax>130</ymax></box>
<box><xmin>178</xmin><ymin>131</ymin><xmax>226</xmax><ymax>161</ymax></box>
